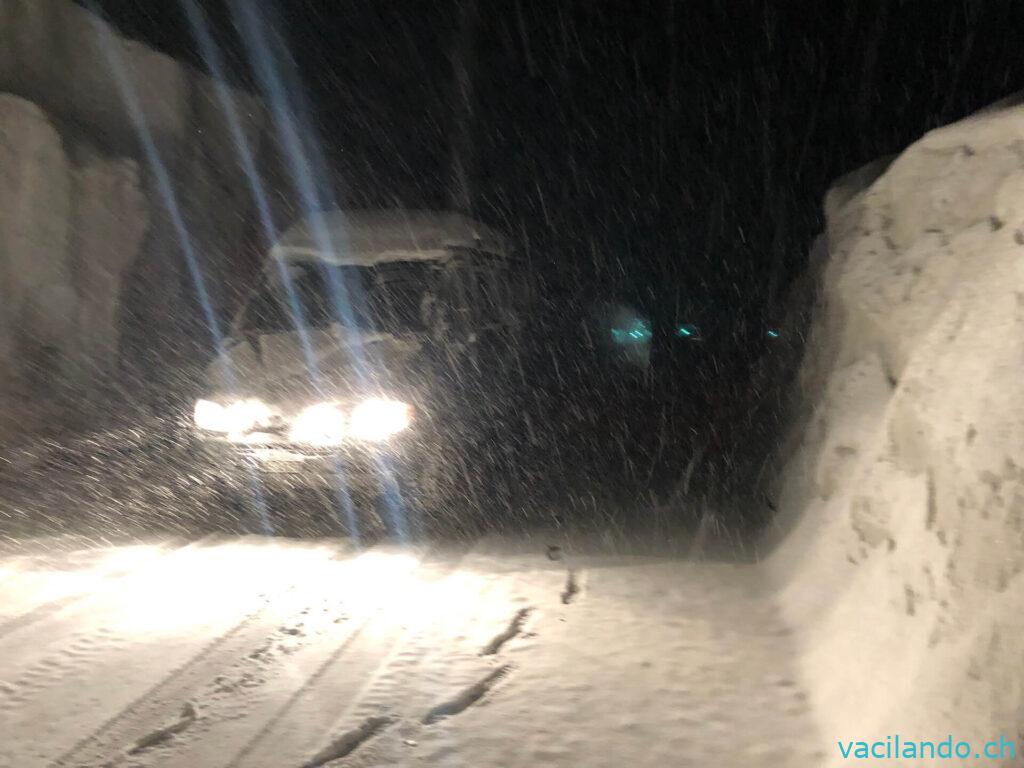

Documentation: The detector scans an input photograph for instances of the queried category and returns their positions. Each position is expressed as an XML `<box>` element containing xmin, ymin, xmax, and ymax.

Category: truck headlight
<box><xmin>290</xmin><ymin>403</ymin><xmax>346</xmax><ymax>446</ymax></box>
<box><xmin>349</xmin><ymin>398</ymin><xmax>412</xmax><ymax>441</ymax></box>
<box><xmin>193</xmin><ymin>398</ymin><xmax>271</xmax><ymax>434</ymax></box>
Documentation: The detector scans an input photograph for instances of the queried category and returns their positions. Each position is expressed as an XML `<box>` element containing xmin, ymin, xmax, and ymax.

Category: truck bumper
<box><xmin>193</xmin><ymin>436</ymin><xmax>418</xmax><ymax>497</ymax></box>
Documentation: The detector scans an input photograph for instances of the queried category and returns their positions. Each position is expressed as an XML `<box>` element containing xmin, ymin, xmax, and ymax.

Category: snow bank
<box><xmin>0</xmin><ymin>0</ymin><xmax>275</xmax><ymax>440</ymax></box>
<box><xmin>0</xmin><ymin>0</ymin><xmax>189</xmax><ymax>152</ymax></box>
<box><xmin>67</xmin><ymin>142</ymin><xmax>149</xmax><ymax>383</ymax></box>
<box><xmin>0</xmin><ymin>95</ymin><xmax>74</xmax><ymax>389</ymax></box>
<box><xmin>768</xmin><ymin>101</ymin><xmax>1024</xmax><ymax>760</ymax></box>
<box><xmin>0</xmin><ymin>94</ymin><xmax>152</xmax><ymax>438</ymax></box>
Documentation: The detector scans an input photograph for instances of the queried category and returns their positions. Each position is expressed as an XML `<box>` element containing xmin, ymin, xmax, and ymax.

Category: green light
<box><xmin>611</xmin><ymin>318</ymin><xmax>652</xmax><ymax>345</ymax></box>
<box><xmin>767</xmin><ymin>328</ymin><xmax>780</xmax><ymax>338</ymax></box>
<box><xmin>676</xmin><ymin>324</ymin><xmax>699</xmax><ymax>338</ymax></box>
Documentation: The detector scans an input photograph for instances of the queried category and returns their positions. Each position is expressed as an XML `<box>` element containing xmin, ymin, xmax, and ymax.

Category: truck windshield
<box><xmin>239</xmin><ymin>261</ymin><xmax>434</xmax><ymax>335</ymax></box>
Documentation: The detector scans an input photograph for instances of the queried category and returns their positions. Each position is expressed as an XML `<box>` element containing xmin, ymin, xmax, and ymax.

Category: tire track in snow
<box><xmin>48</xmin><ymin>587</ymin><xmax>291</xmax><ymax>767</ymax></box>
<box><xmin>480</xmin><ymin>607</ymin><xmax>533</xmax><ymax>656</ymax></box>
<box><xmin>0</xmin><ymin>539</ymin><xmax>346</xmax><ymax>768</ymax></box>
<box><xmin>110</xmin><ymin>545</ymin><xmax>456</xmax><ymax>768</ymax></box>
<box><xmin>0</xmin><ymin>540</ymin><xmax>218</xmax><ymax>714</ymax></box>
<box><xmin>0</xmin><ymin>627</ymin><xmax>123</xmax><ymax>713</ymax></box>
<box><xmin>0</xmin><ymin>594</ymin><xmax>98</xmax><ymax>642</ymax></box>
<box><xmin>223</xmin><ymin>545</ymin><xmax>476</xmax><ymax>768</ymax></box>
<box><xmin>285</xmin><ymin>551</ymin><xmax>561</xmax><ymax>768</ymax></box>
<box><xmin>49</xmin><ymin>545</ymin><xmax>371</xmax><ymax>768</ymax></box>
<box><xmin>218</xmin><ymin>614</ymin><xmax>376</xmax><ymax>768</ymax></box>
<box><xmin>299</xmin><ymin>716</ymin><xmax>395</xmax><ymax>768</ymax></box>
<box><xmin>561</xmin><ymin>569</ymin><xmax>581</xmax><ymax>604</ymax></box>
<box><xmin>0</xmin><ymin>538</ymin><xmax>217</xmax><ymax>663</ymax></box>
<box><xmin>421</xmin><ymin>664</ymin><xmax>514</xmax><ymax>724</ymax></box>
<box><xmin>0</xmin><ymin>540</ymin><xmax>189</xmax><ymax>641</ymax></box>
<box><xmin>127</xmin><ymin>702</ymin><xmax>199</xmax><ymax>756</ymax></box>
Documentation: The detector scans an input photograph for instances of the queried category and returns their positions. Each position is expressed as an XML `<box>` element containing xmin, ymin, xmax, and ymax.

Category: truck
<box><xmin>190</xmin><ymin>208</ymin><xmax>523</xmax><ymax>536</ymax></box>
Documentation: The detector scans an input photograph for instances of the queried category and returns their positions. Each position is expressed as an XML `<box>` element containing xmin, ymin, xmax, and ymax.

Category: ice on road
<box><xmin>0</xmin><ymin>536</ymin><xmax>822</xmax><ymax>767</ymax></box>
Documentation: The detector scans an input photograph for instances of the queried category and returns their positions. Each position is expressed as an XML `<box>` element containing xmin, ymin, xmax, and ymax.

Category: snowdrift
<box><xmin>768</xmin><ymin>100</ymin><xmax>1024</xmax><ymax>761</ymax></box>
<box><xmin>0</xmin><ymin>0</ymin><xmax>277</xmax><ymax>442</ymax></box>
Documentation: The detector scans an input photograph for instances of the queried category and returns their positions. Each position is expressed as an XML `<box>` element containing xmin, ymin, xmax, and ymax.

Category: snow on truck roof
<box><xmin>270</xmin><ymin>209</ymin><xmax>510</xmax><ymax>266</ymax></box>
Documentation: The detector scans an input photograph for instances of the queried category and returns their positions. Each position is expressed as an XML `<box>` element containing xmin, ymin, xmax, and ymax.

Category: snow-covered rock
<box><xmin>0</xmin><ymin>0</ymin><xmax>189</xmax><ymax>152</ymax></box>
<box><xmin>0</xmin><ymin>94</ymin><xmax>73</xmax><ymax>388</ymax></box>
<box><xmin>67</xmin><ymin>142</ymin><xmax>149</xmax><ymax>382</ymax></box>
<box><xmin>0</xmin><ymin>92</ymin><xmax>150</xmax><ymax>402</ymax></box>
<box><xmin>0</xmin><ymin>0</ymin><xmax>277</xmax><ymax>436</ymax></box>
<box><xmin>769</xmin><ymin>100</ymin><xmax>1024</xmax><ymax>761</ymax></box>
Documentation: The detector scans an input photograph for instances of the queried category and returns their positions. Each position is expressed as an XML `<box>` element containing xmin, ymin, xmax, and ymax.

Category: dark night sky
<box><xmin>87</xmin><ymin>0</ymin><xmax>1024</xmax><ymax>318</ymax></box>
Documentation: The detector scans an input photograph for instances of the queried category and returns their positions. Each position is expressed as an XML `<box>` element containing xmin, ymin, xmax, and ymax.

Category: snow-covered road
<box><xmin>0</xmin><ymin>536</ymin><xmax>823</xmax><ymax>767</ymax></box>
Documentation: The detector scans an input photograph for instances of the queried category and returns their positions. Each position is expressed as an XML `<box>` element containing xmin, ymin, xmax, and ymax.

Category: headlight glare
<box><xmin>194</xmin><ymin>399</ymin><xmax>227</xmax><ymax>431</ymax></box>
<box><xmin>290</xmin><ymin>403</ymin><xmax>346</xmax><ymax>446</ymax></box>
<box><xmin>193</xmin><ymin>398</ymin><xmax>271</xmax><ymax>434</ymax></box>
<box><xmin>350</xmin><ymin>398</ymin><xmax>412</xmax><ymax>441</ymax></box>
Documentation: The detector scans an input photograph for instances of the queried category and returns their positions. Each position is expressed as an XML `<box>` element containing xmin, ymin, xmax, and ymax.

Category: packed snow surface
<box><xmin>0</xmin><ymin>536</ymin><xmax>821</xmax><ymax>767</ymax></box>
